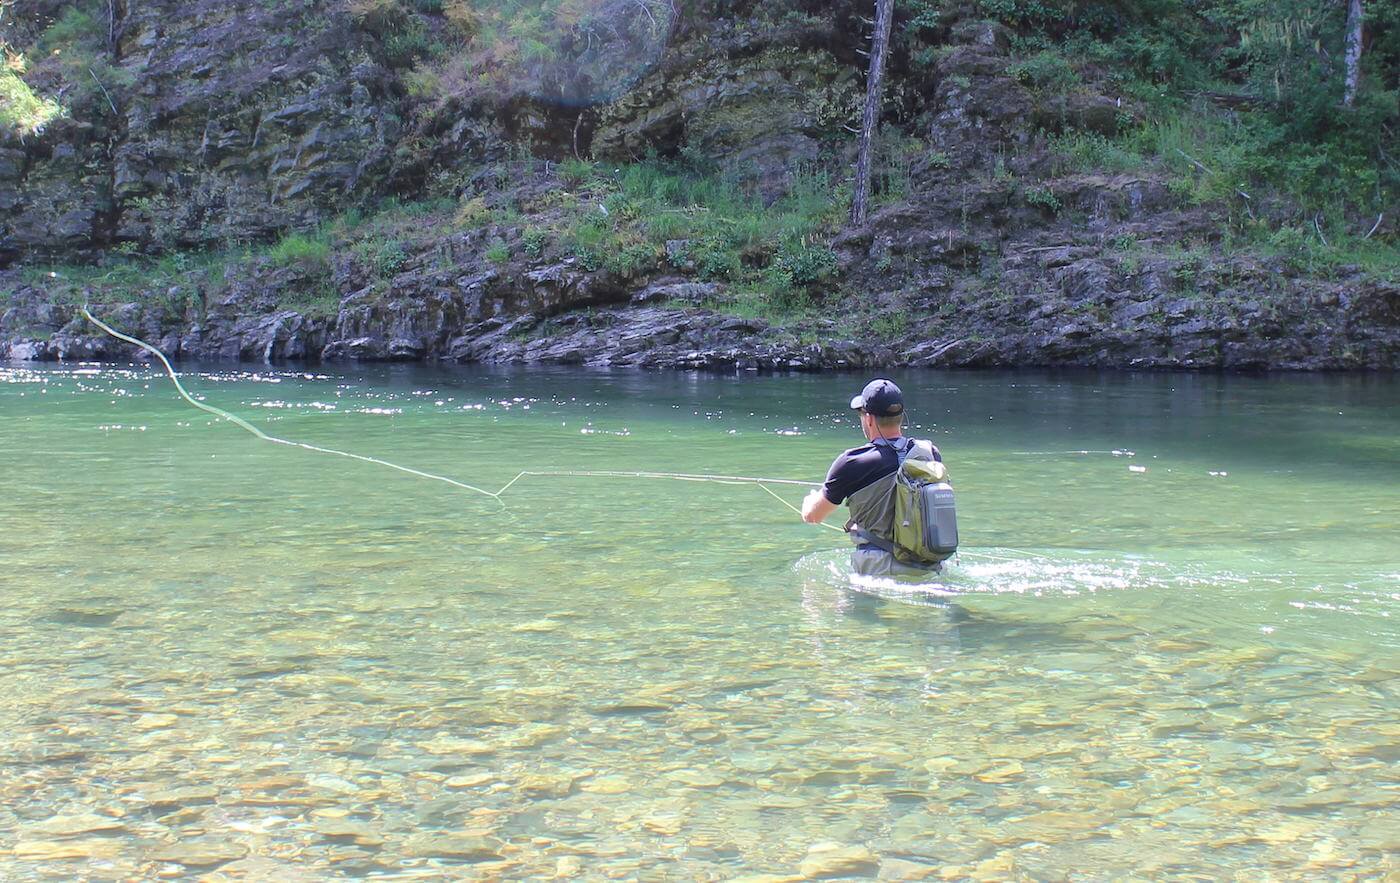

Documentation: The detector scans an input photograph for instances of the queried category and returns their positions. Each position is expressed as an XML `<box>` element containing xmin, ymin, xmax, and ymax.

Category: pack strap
<box><xmin>849</xmin><ymin>526</ymin><xmax>896</xmax><ymax>554</ymax></box>
<box><xmin>874</xmin><ymin>436</ymin><xmax>916</xmax><ymax>462</ymax></box>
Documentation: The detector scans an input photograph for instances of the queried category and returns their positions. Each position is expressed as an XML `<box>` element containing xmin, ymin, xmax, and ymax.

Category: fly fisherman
<box><xmin>801</xmin><ymin>378</ymin><xmax>952</xmax><ymax>577</ymax></box>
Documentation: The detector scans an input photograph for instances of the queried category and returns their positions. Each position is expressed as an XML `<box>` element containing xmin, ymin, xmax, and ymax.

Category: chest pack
<box><xmin>889</xmin><ymin>453</ymin><xmax>959</xmax><ymax>565</ymax></box>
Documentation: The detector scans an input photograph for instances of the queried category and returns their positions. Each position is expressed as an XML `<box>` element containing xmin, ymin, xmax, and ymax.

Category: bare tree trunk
<box><xmin>851</xmin><ymin>0</ymin><xmax>895</xmax><ymax>226</ymax></box>
<box><xmin>1343</xmin><ymin>0</ymin><xmax>1363</xmax><ymax>107</ymax></box>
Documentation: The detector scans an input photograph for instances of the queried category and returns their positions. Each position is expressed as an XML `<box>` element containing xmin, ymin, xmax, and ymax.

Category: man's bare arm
<box><xmin>801</xmin><ymin>489</ymin><xmax>838</xmax><ymax>524</ymax></box>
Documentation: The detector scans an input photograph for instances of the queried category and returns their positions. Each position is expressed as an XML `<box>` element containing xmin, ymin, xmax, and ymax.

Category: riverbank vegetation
<box><xmin>909</xmin><ymin>0</ymin><xmax>1398</xmax><ymax>222</ymax></box>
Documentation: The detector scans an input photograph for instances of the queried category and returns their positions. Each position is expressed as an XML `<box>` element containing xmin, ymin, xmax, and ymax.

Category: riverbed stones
<box><xmin>307</xmin><ymin>773</ymin><xmax>360</xmax><ymax>795</ymax></box>
<box><xmin>13</xmin><ymin>838</ymin><xmax>121</xmax><ymax>860</ymax></box>
<box><xmin>419</xmin><ymin>736</ymin><xmax>496</xmax><ymax>756</ymax></box>
<box><xmin>207</xmin><ymin>856</ymin><xmax>322</xmax><ymax>881</ymax></box>
<box><xmin>1006</xmin><ymin>810</ymin><xmax>1109</xmax><ymax>841</ymax></box>
<box><xmin>555</xmin><ymin>854</ymin><xmax>584</xmax><ymax>876</ymax></box>
<box><xmin>580</xmin><ymin>775</ymin><xmax>631</xmax><ymax>794</ymax></box>
<box><xmin>642</xmin><ymin>813</ymin><xmax>685</xmax><ymax>836</ymax></box>
<box><xmin>313</xmin><ymin>818</ymin><xmax>385</xmax><ymax>847</ymax></box>
<box><xmin>878</xmin><ymin>857</ymin><xmax>942</xmax><ymax>880</ymax></box>
<box><xmin>144</xmin><ymin>785</ymin><xmax>219</xmax><ymax>810</ymax></box>
<box><xmin>134</xmin><ymin>713</ymin><xmax>180</xmax><ymax>730</ymax></box>
<box><xmin>668</xmin><ymin>768</ymin><xmax>725</xmax><ymax>788</ymax></box>
<box><xmin>147</xmin><ymin>839</ymin><xmax>249</xmax><ymax>867</ymax></box>
<box><xmin>973</xmin><ymin>761</ymin><xmax>1024</xmax><ymax>783</ymax></box>
<box><xmin>1356</xmin><ymin>819</ymin><xmax>1400</xmax><ymax>852</ymax></box>
<box><xmin>520</xmin><ymin>772</ymin><xmax>578</xmax><ymax>797</ymax></box>
<box><xmin>732</xmin><ymin>752</ymin><xmax>780</xmax><ymax>774</ymax></box>
<box><xmin>798</xmin><ymin>843</ymin><xmax>880</xmax><ymax>878</ymax></box>
<box><xmin>403</xmin><ymin>833</ymin><xmax>503</xmax><ymax>861</ymax></box>
<box><xmin>26</xmin><ymin>812</ymin><xmax>125</xmax><ymax>836</ymax></box>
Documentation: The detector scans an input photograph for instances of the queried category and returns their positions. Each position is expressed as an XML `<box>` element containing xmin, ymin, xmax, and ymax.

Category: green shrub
<box><xmin>1049</xmin><ymin>132</ymin><xmax>1142</xmax><ymax>173</ymax></box>
<box><xmin>558</xmin><ymin>158</ymin><xmax>597</xmax><ymax>187</ymax></box>
<box><xmin>694</xmin><ymin>238</ymin><xmax>742</xmax><ymax>280</ymax></box>
<box><xmin>38</xmin><ymin>5</ymin><xmax>102</xmax><ymax>51</ymax></box>
<box><xmin>0</xmin><ymin>66</ymin><xmax>64</xmax><ymax>136</ymax></box>
<box><xmin>485</xmin><ymin>241</ymin><xmax>510</xmax><ymax>263</ymax></box>
<box><xmin>522</xmin><ymin>227</ymin><xmax>548</xmax><ymax>257</ymax></box>
<box><xmin>643</xmin><ymin>210</ymin><xmax>691</xmax><ymax>243</ymax></box>
<box><xmin>979</xmin><ymin>0</ymin><xmax>1072</xmax><ymax>32</ymax></box>
<box><xmin>1024</xmin><ymin>185</ymin><xmax>1062</xmax><ymax>214</ymax></box>
<box><xmin>384</xmin><ymin>18</ymin><xmax>436</xmax><ymax>65</ymax></box>
<box><xmin>268</xmin><ymin>231</ymin><xmax>331</xmax><ymax>266</ymax></box>
<box><xmin>549</xmin><ymin>158</ymin><xmax>845</xmax><ymax>292</ymax></box>
<box><xmin>565</xmin><ymin>217</ymin><xmax>609</xmax><ymax>270</ymax></box>
<box><xmin>776</xmin><ymin>241</ymin><xmax>839</xmax><ymax>286</ymax></box>
<box><xmin>281</xmin><ymin>283</ymin><xmax>341</xmax><ymax>319</ymax></box>
<box><xmin>1006</xmin><ymin>50</ymin><xmax>1080</xmax><ymax>93</ymax></box>
<box><xmin>603</xmin><ymin>243</ymin><xmax>657</xmax><ymax>277</ymax></box>
<box><xmin>356</xmin><ymin>240</ymin><xmax>408</xmax><ymax>277</ymax></box>
<box><xmin>871</xmin><ymin>312</ymin><xmax>910</xmax><ymax>337</ymax></box>
<box><xmin>455</xmin><ymin>196</ymin><xmax>490</xmax><ymax>227</ymax></box>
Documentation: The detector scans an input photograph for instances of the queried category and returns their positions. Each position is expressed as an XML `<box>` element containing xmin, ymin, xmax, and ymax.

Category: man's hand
<box><xmin>801</xmin><ymin>488</ymin><xmax>838</xmax><ymax>524</ymax></box>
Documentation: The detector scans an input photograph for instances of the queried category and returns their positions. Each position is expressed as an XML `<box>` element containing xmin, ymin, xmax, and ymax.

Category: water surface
<box><xmin>1</xmin><ymin>362</ymin><xmax>1396</xmax><ymax>879</ymax></box>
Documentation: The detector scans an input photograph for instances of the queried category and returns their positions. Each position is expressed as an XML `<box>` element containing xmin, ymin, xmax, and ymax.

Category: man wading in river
<box><xmin>800</xmin><ymin>378</ymin><xmax>954</xmax><ymax>577</ymax></box>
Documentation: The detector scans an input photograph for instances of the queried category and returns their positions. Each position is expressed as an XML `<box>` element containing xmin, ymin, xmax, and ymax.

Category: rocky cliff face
<box><xmin>2</xmin><ymin>0</ymin><xmax>866</xmax><ymax>260</ymax></box>
<box><xmin>2</xmin><ymin>1</ymin><xmax>1396</xmax><ymax>370</ymax></box>
<box><xmin>4</xmin><ymin>0</ymin><xmax>414</xmax><ymax>258</ymax></box>
<box><xmin>6</xmin><ymin>201</ymin><xmax>1395</xmax><ymax>370</ymax></box>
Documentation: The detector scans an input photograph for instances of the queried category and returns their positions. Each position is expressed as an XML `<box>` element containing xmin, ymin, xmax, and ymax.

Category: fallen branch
<box><xmin>1363</xmin><ymin>213</ymin><xmax>1384</xmax><ymax>240</ymax></box>
<box><xmin>1174</xmin><ymin>147</ymin><xmax>1210</xmax><ymax>175</ymax></box>
<box><xmin>1313</xmin><ymin>212</ymin><xmax>1328</xmax><ymax>248</ymax></box>
<box><xmin>89</xmin><ymin>67</ymin><xmax>117</xmax><ymax>116</ymax></box>
<box><xmin>1174</xmin><ymin>147</ymin><xmax>1252</xmax><ymax>203</ymax></box>
<box><xmin>1187</xmin><ymin>90</ymin><xmax>1266</xmax><ymax>110</ymax></box>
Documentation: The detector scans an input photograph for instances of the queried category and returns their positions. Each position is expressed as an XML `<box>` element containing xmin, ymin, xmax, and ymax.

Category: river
<box><xmin>1</xmin><ymin>362</ymin><xmax>1396</xmax><ymax>878</ymax></box>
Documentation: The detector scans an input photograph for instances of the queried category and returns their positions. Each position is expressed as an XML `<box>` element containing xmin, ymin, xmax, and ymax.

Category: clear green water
<box><xmin>1</xmin><ymin>362</ymin><xmax>1397</xmax><ymax>879</ymax></box>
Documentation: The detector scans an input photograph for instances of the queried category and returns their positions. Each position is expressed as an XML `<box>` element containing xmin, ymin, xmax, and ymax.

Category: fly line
<box><xmin>79</xmin><ymin>307</ymin><xmax>846</xmax><ymax>531</ymax></box>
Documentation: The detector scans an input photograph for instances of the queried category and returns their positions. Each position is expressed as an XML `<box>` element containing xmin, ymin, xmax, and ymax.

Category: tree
<box><xmin>1343</xmin><ymin>0</ymin><xmax>1364</xmax><ymax>107</ymax></box>
<box><xmin>851</xmin><ymin>0</ymin><xmax>894</xmax><ymax>226</ymax></box>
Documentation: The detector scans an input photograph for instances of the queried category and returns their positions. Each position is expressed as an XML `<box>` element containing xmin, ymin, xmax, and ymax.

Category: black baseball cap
<box><xmin>850</xmin><ymin>378</ymin><xmax>904</xmax><ymax>417</ymax></box>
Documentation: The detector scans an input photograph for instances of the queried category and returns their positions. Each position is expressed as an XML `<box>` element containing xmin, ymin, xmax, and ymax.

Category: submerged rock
<box><xmin>133</xmin><ymin>713</ymin><xmax>180</xmax><ymax>731</ymax></box>
<box><xmin>147</xmin><ymin>839</ymin><xmax>249</xmax><ymax>867</ymax></box>
<box><xmin>46</xmin><ymin>608</ymin><xmax>124</xmax><ymax>627</ymax></box>
<box><xmin>402</xmin><ymin>833</ymin><xmax>503</xmax><ymax>861</ymax></box>
<box><xmin>26</xmin><ymin>813</ymin><xmax>126</xmax><ymax>836</ymax></box>
<box><xmin>798</xmin><ymin>842</ymin><xmax>880</xmax><ymax>878</ymax></box>
<box><xmin>143</xmin><ymin>785</ymin><xmax>219</xmax><ymax>810</ymax></box>
<box><xmin>313</xmin><ymin>818</ymin><xmax>384</xmax><ymax>847</ymax></box>
<box><xmin>12</xmin><ymin>839</ymin><xmax>121</xmax><ymax>860</ymax></box>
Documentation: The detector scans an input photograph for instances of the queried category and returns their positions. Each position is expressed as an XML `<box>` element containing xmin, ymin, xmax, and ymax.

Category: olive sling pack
<box><xmin>859</xmin><ymin>441</ymin><xmax>959</xmax><ymax>566</ymax></box>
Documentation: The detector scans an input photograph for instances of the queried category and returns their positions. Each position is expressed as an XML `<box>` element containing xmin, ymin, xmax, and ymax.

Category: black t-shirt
<box><xmin>822</xmin><ymin>437</ymin><xmax>942</xmax><ymax>505</ymax></box>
